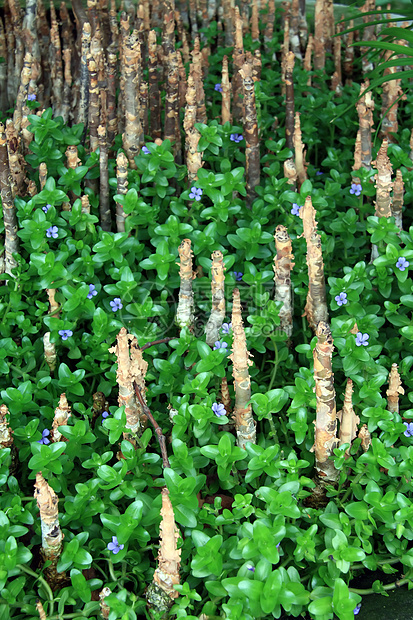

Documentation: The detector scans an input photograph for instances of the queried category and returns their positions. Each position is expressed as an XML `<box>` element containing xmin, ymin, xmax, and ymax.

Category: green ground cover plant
<box><xmin>1</xmin><ymin>0</ymin><xmax>413</xmax><ymax>619</ymax></box>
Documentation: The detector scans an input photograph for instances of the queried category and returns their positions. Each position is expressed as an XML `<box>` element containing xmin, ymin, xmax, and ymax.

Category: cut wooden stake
<box><xmin>273</xmin><ymin>225</ymin><xmax>294</xmax><ymax>338</ymax></box>
<box><xmin>36</xmin><ymin>600</ymin><xmax>47</xmax><ymax>620</ymax></box>
<box><xmin>191</xmin><ymin>37</ymin><xmax>207</xmax><ymax>124</ymax></box>
<box><xmin>392</xmin><ymin>169</ymin><xmax>404</xmax><ymax>230</ymax></box>
<box><xmin>221</xmin><ymin>377</ymin><xmax>232</xmax><ymax>417</ymax></box>
<box><xmin>99</xmin><ymin>587</ymin><xmax>111</xmax><ymax>619</ymax></box>
<box><xmin>205</xmin><ymin>250</ymin><xmax>226</xmax><ymax>346</ymax></box>
<box><xmin>221</xmin><ymin>55</ymin><xmax>231</xmax><ymax>125</ymax></box>
<box><xmin>313</xmin><ymin>0</ymin><xmax>325</xmax><ymax>71</ymax></box>
<box><xmin>108</xmin><ymin>328</ymin><xmax>149</xmax><ymax>445</ymax></box>
<box><xmin>302</xmin><ymin>196</ymin><xmax>329</xmax><ymax>332</ymax></box>
<box><xmin>0</xmin><ymin>122</ymin><xmax>19</xmax><ymax>274</ymax></box>
<box><xmin>176</xmin><ymin>239</ymin><xmax>195</xmax><ymax>330</ymax></box>
<box><xmin>284</xmin><ymin>51</ymin><xmax>295</xmax><ymax>151</ymax></box>
<box><xmin>386</xmin><ymin>363</ymin><xmax>404</xmax><ymax>414</ymax></box>
<box><xmin>338</xmin><ymin>379</ymin><xmax>359</xmax><ymax>456</ymax></box>
<box><xmin>294</xmin><ymin>112</ymin><xmax>307</xmax><ymax>190</ymax></box>
<box><xmin>352</xmin><ymin>130</ymin><xmax>361</xmax><ymax>185</ymax></box>
<box><xmin>289</xmin><ymin>0</ymin><xmax>302</xmax><ymax>60</ymax></box>
<box><xmin>284</xmin><ymin>157</ymin><xmax>297</xmax><ymax>189</ymax></box>
<box><xmin>98</xmin><ymin>124</ymin><xmax>111</xmax><ymax>231</ymax></box>
<box><xmin>148</xmin><ymin>30</ymin><xmax>162</xmax><ymax>139</ymax></box>
<box><xmin>39</xmin><ymin>161</ymin><xmax>48</xmax><ymax>189</ymax></box>
<box><xmin>78</xmin><ymin>22</ymin><xmax>91</xmax><ymax>129</ymax></box>
<box><xmin>303</xmin><ymin>33</ymin><xmax>313</xmax><ymax>89</ymax></box>
<box><xmin>44</xmin><ymin>333</ymin><xmax>57</xmax><ymax>374</ymax></box>
<box><xmin>358</xmin><ymin>424</ymin><xmax>371</xmax><ymax>452</ymax></box>
<box><xmin>230</xmin><ymin>288</ymin><xmax>256</xmax><ymax>449</ymax></box>
<box><xmin>371</xmin><ymin>138</ymin><xmax>392</xmax><ymax>261</ymax></box>
<box><xmin>356</xmin><ymin>81</ymin><xmax>374</xmax><ymax>171</ymax></box>
<box><xmin>240</xmin><ymin>61</ymin><xmax>260</xmax><ymax>208</ymax></box>
<box><xmin>115</xmin><ymin>152</ymin><xmax>128</xmax><ymax>233</ymax></box>
<box><xmin>312</xmin><ymin>321</ymin><xmax>339</xmax><ymax>483</ymax></box>
<box><xmin>232</xmin><ymin>8</ymin><xmax>245</xmax><ymax>123</ymax></box>
<box><xmin>5</xmin><ymin>119</ymin><xmax>26</xmax><ymax>198</ymax></box>
<box><xmin>34</xmin><ymin>472</ymin><xmax>65</xmax><ymax>588</ymax></box>
<box><xmin>122</xmin><ymin>33</ymin><xmax>142</xmax><ymax>167</ymax></box>
<box><xmin>51</xmin><ymin>394</ymin><xmax>71</xmax><ymax>443</ymax></box>
<box><xmin>280</xmin><ymin>16</ymin><xmax>290</xmax><ymax>97</ymax></box>
<box><xmin>0</xmin><ymin>404</ymin><xmax>13</xmax><ymax>449</ymax></box>
<box><xmin>153</xmin><ymin>487</ymin><xmax>181</xmax><ymax>598</ymax></box>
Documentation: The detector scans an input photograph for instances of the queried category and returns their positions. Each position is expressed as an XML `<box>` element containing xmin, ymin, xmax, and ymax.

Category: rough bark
<box><xmin>374</xmin><ymin>138</ymin><xmax>393</xmax><ymax>218</ymax></box>
<box><xmin>230</xmin><ymin>288</ymin><xmax>256</xmax><ymax>449</ymax></box>
<box><xmin>78</xmin><ymin>22</ymin><xmax>91</xmax><ymax>129</ymax></box>
<box><xmin>108</xmin><ymin>328</ymin><xmax>148</xmax><ymax>445</ymax></box>
<box><xmin>281</xmin><ymin>16</ymin><xmax>290</xmax><ymax>97</ymax></box>
<box><xmin>232</xmin><ymin>8</ymin><xmax>245</xmax><ymax>123</ymax></box>
<box><xmin>343</xmin><ymin>20</ymin><xmax>354</xmax><ymax>84</ymax></box>
<box><xmin>240</xmin><ymin>62</ymin><xmax>260</xmax><ymax>208</ymax></box>
<box><xmin>184</xmin><ymin>74</ymin><xmax>202</xmax><ymax>184</ymax></box>
<box><xmin>164</xmin><ymin>51</ymin><xmax>179</xmax><ymax>154</ymax></box>
<box><xmin>294</xmin><ymin>112</ymin><xmax>307</xmax><ymax>190</ymax></box>
<box><xmin>44</xmin><ymin>332</ymin><xmax>57</xmax><ymax>374</ymax></box>
<box><xmin>352</xmin><ymin>130</ymin><xmax>362</xmax><ymax>185</ymax></box>
<box><xmin>264</xmin><ymin>0</ymin><xmax>275</xmax><ymax>53</ymax></box>
<box><xmin>122</xmin><ymin>33</ymin><xmax>142</xmax><ymax>168</ymax></box>
<box><xmin>386</xmin><ymin>363</ymin><xmax>404</xmax><ymax>414</ymax></box>
<box><xmin>303</xmin><ymin>33</ymin><xmax>313</xmax><ymax>89</ymax></box>
<box><xmin>360</xmin><ymin>0</ymin><xmax>376</xmax><ymax>75</ymax></box>
<box><xmin>313</xmin><ymin>0</ymin><xmax>325</xmax><ymax>71</ymax></box>
<box><xmin>0</xmin><ymin>123</ymin><xmax>19</xmax><ymax>274</ymax></box>
<box><xmin>338</xmin><ymin>379</ymin><xmax>360</xmax><ymax>456</ymax></box>
<box><xmin>356</xmin><ymin>81</ymin><xmax>374</xmax><ymax>171</ymax></box>
<box><xmin>51</xmin><ymin>394</ymin><xmax>72</xmax><ymax>443</ymax></box>
<box><xmin>36</xmin><ymin>601</ymin><xmax>47</xmax><ymax>620</ymax></box>
<box><xmin>152</xmin><ymin>487</ymin><xmax>181</xmax><ymax>599</ymax></box>
<box><xmin>191</xmin><ymin>37</ymin><xmax>207</xmax><ymax>124</ymax></box>
<box><xmin>302</xmin><ymin>196</ymin><xmax>329</xmax><ymax>332</ymax></box>
<box><xmin>148</xmin><ymin>30</ymin><xmax>161</xmax><ymax>140</ymax></box>
<box><xmin>381</xmin><ymin>64</ymin><xmax>402</xmax><ymax>142</ymax></box>
<box><xmin>49</xmin><ymin>3</ymin><xmax>64</xmax><ymax>118</ymax></box>
<box><xmin>176</xmin><ymin>239</ymin><xmax>195</xmax><ymax>330</ymax></box>
<box><xmin>289</xmin><ymin>0</ymin><xmax>302</xmax><ymax>60</ymax></box>
<box><xmin>116</xmin><ymin>152</ymin><xmax>128</xmax><ymax>233</ymax></box>
<box><xmin>5</xmin><ymin>119</ymin><xmax>26</xmax><ymax>198</ymax></box>
<box><xmin>251</xmin><ymin>0</ymin><xmax>259</xmax><ymax>42</ymax></box>
<box><xmin>98</xmin><ymin>124</ymin><xmax>111</xmax><ymax>231</ymax></box>
<box><xmin>284</xmin><ymin>158</ymin><xmax>297</xmax><ymax>189</ymax></box>
<box><xmin>332</xmin><ymin>24</ymin><xmax>342</xmax><ymax>94</ymax></box>
<box><xmin>273</xmin><ymin>225</ymin><xmax>294</xmax><ymax>338</ymax></box>
<box><xmin>34</xmin><ymin>473</ymin><xmax>65</xmax><ymax>589</ymax></box>
<box><xmin>99</xmin><ymin>588</ymin><xmax>111</xmax><ymax>619</ymax></box>
<box><xmin>221</xmin><ymin>377</ymin><xmax>232</xmax><ymax>417</ymax></box>
<box><xmin>284</xmin><ymin>51</ymin><xmax>295</xmax><ymax>151</ymax></box>
<box><xmin>358</xmin><ymin>424</ymin><xmax>371</xmax><ymax>452</ymax></box>
<box><xmin>12</xmin><ymin>51</ymin><xmax>32</xmax><ymax>134</ymax></box>
<box><xmin>0</xmin><ymin>18</ymin><xmax>8</xmax><ymax>112</ymax></box>
<box><xmin>205</xmin><ymin>251</ymin><xmax>226</xmax><ymax>346</ymax></box>
<box><xmin>312</xmin><ymin>322</ymin><xmax>339</xmax><ymax>483</ymax></box>
<box><xmin>0</xmin><ymin>404</ymin><xmax>13</xmax><ymax>449</ymax></box>
<box><xmin>221</xmin><ymin>55</ymin><xmax>231</xmax><ymax>125</ymax></box>
<box><xmin>392</xmin><ymin>169</ymin><xmax>404</xmax><ymax>230</ymax></box>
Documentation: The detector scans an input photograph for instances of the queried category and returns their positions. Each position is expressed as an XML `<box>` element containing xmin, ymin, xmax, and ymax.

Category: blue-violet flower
<box><xmin>350</xmin><ymin>182</ymin><xmax>362</xmax><ymax>196</ymax></box>
<box><xmin>42</xmin><ymin>204</ymin><xmax>52</xmax><ymax>213</ymax></box>
<box><xmin>189</xmin><ymin>187</ymin><xmax>203</xmax><ymax>201</ymax></box>
<box><xmin>396</xmin><ymin>257</ymin><xmax>409</xmax><ymax>271</ymax></box>
<box><xmin>38</xmin><ymin>429</ymin><xmax>50</xmax><ymax>445</ymax></box>
<box><xmin>214</xmin><ymin>83</ymin><xmax>223</xmax><ymax>92</ymax></box>
<box><xmin>353</xmin><ymin>603</ymin><xmax>362</xmax><ymax>616</ymax></box>
<box><xmin>212</xmin><ymin>403</ymin><xmax>226</xmax><ymax>417</ymax></box>
<box><xmin>221</xmin><ymin>322</ymin><xmax>232</xmax><ymax>334</ymax></box>
<box><xmin>213</xmin><ymin>340</ymin><xmax>228</xmax><ymax>350</ymax></box>
<box><xmin>291</xmin><ymin>203</ymin><xmax>301</xmax><ymax>216</ymax></box>
<box><xmin>233</xmin><ymin>271</ymin><xmax>243</xmax><ymax>281</ymax></box>
<box><xmin>335</xmin><ymin>292</ymin><xmax>347</xmax><ymax>306</ymax></box>
<box><xmin>142</xmin><ymin>146</ymin><xmax>150</xmax><ymax>154</ymax></box>
<box><xmin>58</xmin><ymin>330</ymin><xmax>73</xmax><ymax>340</ymax></box>
<box><xmin>110</xmin><ymin>298</ymin><xmax>123</xmax><ymax>312</ymax></box>
<box><xmin>107</xmin><ymin>536</ymin><xmax>124</xmax><ymax>554</ymax></box>
<box><xmin>355</xmin><ymin>332</ymin><xmax>369</xmax><ymax>347</ymax></box>
<box><xmin>230</xmin><ymin>133</ymin><xmax>243</xmax><ymax>143</ymax></box>
<box><xmin>87</xmin><ymin>284</ymin><xmax>98</xmax><ymax>299</ymax></box>
<box><xmin>46</xmin><ymin>226</ymin><xmax>58</xmax><ymax>239</ymax></box>
<box><xmin>403</xmin><ymin>422</ymin><xmax>413</xmax><ymax>437</ymax></box>
<box><xmin>27</xmin><ymin>93</ymin><xmax>36</xmax><ymax>101</ymax></box>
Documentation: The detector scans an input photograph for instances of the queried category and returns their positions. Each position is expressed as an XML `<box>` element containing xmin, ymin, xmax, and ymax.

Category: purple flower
<box><xmin>233</xmin><ymin>271</ymin><xmax>243</xmax><ymax>281</ymax></box>
<box><xmin>212</xmin><ymin>403</ymin><xmax>226</xmax><ymax>417</ymax></box>
<box><xmin>58</xmin><ymin>329</ymin><xmax>73</xmax><ymax>340</ymax></box>
<box><xmin>189</xmin><ymin>187</ymin><xmax>203</xmax><ymax>201</ymax></box>
<box><xmin>396</xmin><ymin>257</ymin><xmax>409</xmax><ymax>271</ymax></box>
<box><xmin>102</xmin><ymin>410</ymin><xmax>110</xmax><ymax>419</ymax></box>
<box><xmin>27</xmin><ymin>93</ymin><xmax>36</xmax><ymax>101</ymax></box>
<box><xmin>355</xmin><ymin>332</ymin><xmax>369</xmax><ymax>347</ymax></box>
<box><xmin>353</xmin><ymin>603</ymin><xmax>362</xmax><ymax>616</ymax></box>
<box><xmin>87</xmin><ymin>284</ymin><xmax>98</xmax><ymax>299</ymax></box>
<box><xmin>213</xmin><ymin>340</ymin><xmax>228</xmax><ymax>350</ymax></box>
<box><xmin>221</xmin><ymin>322</ymin><xmax>232</xmax><ymax>334</ymax></box>
<box><xmin>46</xmin><ymin>226</ymin><xmax>58</xmax><ymax>239</ymax></box>
<box><xmin>276</xmin><ymin>542</ymin><xmax>281</xmax><ymax>548</ymax></box>
<box><xmin>247</xmin><ymin>565</ymin><xmax>255</xmax><ymax>572</ymax></box>
<box><xmin>38</xmin><ymin>429</ymin><xmax>50</xmax><ymax>445</ymax></box>
<box><xmin>291</xmin><ymin>203</ymin><xmax>301</xmax><ymax>216</ymax></box>
<box><xmin>214</xmin><ymin>83</ymin><xmax>223</xmax><ymax>92</ymax></box>
<box><xmin>142</xmin><ymin>146</ymin><xmax>150</xmax><ymax>154</ymax></box>
<box><xmin>42</xmin><ymin>204</ymin><xmax>52</xmax><ymax>213</ymax></box>
<box><xmin>107</xmin><ymin>536</ymin><xmax>124</xmax><ymax>555</ymax></box>
<box><xmin>110</xmin><ymin>298</ymin><xmax>123</xmax><ymax>312</ymax></box>
<box><xmin>230</xmin><ymin>133</ymin><xmax>243</xmax><ymax>143</ymax></box>
<box><xmin>403</xmin><ymin>422</ymin><xmax>413</xmax><ymax>438</ymax></box>
<box><xmin>335</xmin><ymin>292</ymin><xmax>347</xmax><ymax>306</ymax></box>
<box><xmin>350</xmin><ymin>182</ymin><xmax>362</xmax><ymax>197</ymax></box>
<box><xmin>316</xmin><ymin>170</ymin><xmax>323</xmax><ymax>176</ymax></box>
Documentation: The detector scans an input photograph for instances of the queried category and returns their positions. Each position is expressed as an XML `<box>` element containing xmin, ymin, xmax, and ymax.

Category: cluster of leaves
<box><xmin>1</xmin><ymin>9</ymin><xmax>413</xmax><ymax>620</ymax></box>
